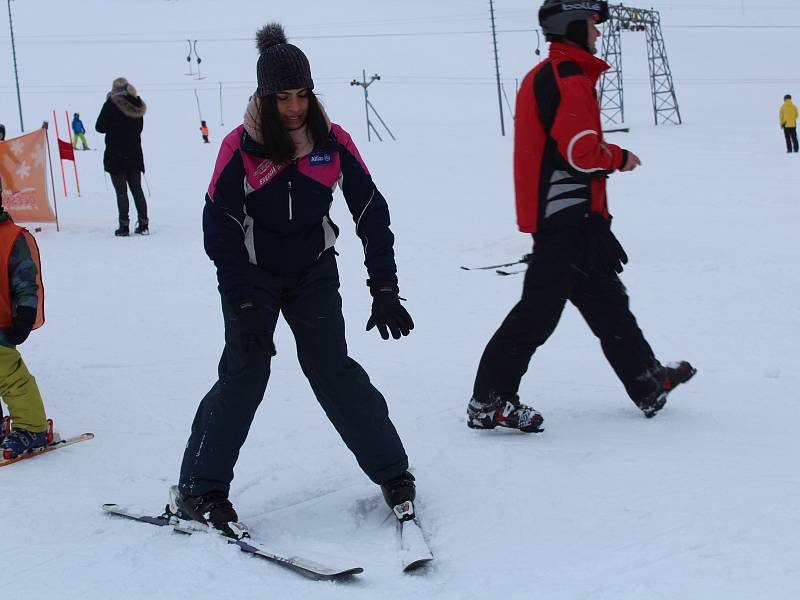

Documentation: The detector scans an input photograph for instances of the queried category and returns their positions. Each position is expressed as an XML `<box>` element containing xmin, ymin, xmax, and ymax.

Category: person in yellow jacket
<box><xmin>0</xmin><ymin>175</ymin><xmax>48</xmax><ymax>459</ymax></box>
<box><xmin>780</xmin><ymin>94</ymin><xmax>798</xmax><ymax>153</ymax></box>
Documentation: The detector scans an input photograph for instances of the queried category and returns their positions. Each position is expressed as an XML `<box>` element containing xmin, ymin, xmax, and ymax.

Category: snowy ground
<box><xmin>2</xmin><ymin>1</ymin><xmax>800</xmax><ymax>599</ymax></box>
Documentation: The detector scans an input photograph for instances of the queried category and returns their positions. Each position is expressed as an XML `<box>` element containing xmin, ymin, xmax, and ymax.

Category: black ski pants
<box><xmin>110</xmin><ymin>168</ymin><xmax>148</xmax><ymax>228</ymax></box>
<box><xmin>784</xmin><ymin>127</ymin><xmax>799</xmax><ymax>152</ymax></box>
<box><xmin>473</xmin><ymin>227</ymin><xmax>658</xmax><ymax>405</ymax></box>
<box><xmin>179</xmin><ymin>251</ymin><xmax>409</xmax><ymax>497</ymax></box>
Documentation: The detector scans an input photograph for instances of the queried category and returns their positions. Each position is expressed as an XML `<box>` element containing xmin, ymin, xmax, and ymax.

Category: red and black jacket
<box><xmin>514</xmin><ymin>42</ymin><xmax>627</xmax><ymax>234</ymax></box>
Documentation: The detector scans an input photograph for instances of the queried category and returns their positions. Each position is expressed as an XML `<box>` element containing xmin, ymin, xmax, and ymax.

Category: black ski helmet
<box><xmin>539</xmin><ymin>0</ymin><xmax>609</xmax><ymax>36</ymax></box>
<box><xmin>540</xmin><ymin>0</ymin><xmax>608</xmax><ymax>52</ymax></box>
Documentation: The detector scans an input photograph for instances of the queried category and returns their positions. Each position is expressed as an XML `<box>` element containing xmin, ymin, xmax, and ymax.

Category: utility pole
<box><xmin>350</xmin><ymin>70</ymin><xmax>396</xmax><ymax>142</ymax></box>
<box><xmin>489</xmin><ymin>0</ymin><xmax>505</xmax><ymax>136</ymax></box>
<box><xmin>7</xmin><ymin>0</ymin><xmax>24</xmax><ymax>131</ymax></box>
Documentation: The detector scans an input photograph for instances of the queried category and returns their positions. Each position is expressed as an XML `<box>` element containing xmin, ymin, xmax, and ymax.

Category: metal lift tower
<box><xmin>598</xmin><ymin>4</ymin><xmax>681</xmax><ymax>127</ymax></box>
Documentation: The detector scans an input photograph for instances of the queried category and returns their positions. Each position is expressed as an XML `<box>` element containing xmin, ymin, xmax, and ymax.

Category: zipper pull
<box><xmin>288</xmin><ymin>180</ymin><xmax>293</xmax><ymax>220</ymax></box>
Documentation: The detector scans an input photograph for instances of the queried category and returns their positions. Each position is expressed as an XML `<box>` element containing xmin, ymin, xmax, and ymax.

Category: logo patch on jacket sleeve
<box><xmin>308</xmin><ymin>152</ymin><xmax>333</xmax><ymax>166</ymax></box>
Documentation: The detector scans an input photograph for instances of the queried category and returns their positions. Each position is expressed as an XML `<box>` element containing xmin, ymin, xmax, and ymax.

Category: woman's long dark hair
<box><xmin>259</xmin><ymin>90</ymin><xmax>329</xmax><ymax>163</ymax></box>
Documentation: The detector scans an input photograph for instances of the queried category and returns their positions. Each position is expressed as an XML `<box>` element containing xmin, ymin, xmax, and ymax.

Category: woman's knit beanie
<box><xmin>255</xmin><ymin>23</ymin><xmax>313</xmax><ymax>97</ymax></box>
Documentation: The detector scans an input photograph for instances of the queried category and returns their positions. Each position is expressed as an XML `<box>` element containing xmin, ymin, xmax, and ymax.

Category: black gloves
<box><xmin>234</xmin><ymin>301</ymin><xmax>275</xmax><ymax>355</ymax></box>
<box><xmin>584</xmin><ymin>212</ymin><xmax>628</xmax><ymax>275</ymax></box>
<box><xmin>6</xmin><ymin>306</ymin><xmax>36</xmax><ymax>346</ymax></box>
<box><xmin>366</xmin><ymin>282</ymin><xmax>414</xmax><ymax>340</ymax></box>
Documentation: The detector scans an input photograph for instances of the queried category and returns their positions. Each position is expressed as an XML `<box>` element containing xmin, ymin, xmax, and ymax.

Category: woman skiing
<box><xmin>169</xmin><ymin>23</ymin><xmax>417</xmax><ymax>538</ymax></box>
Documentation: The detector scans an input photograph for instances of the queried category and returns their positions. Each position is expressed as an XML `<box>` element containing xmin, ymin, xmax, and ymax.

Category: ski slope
<box><xmin>2</xmin><ymin>1</ymin><xmax>799</xmax><ymax>598</ymax></box>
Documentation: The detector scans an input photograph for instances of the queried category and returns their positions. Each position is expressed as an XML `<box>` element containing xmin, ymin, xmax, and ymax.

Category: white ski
<box><xmin>392</xmin><ymin>500</ymin><xmax>434</xmax><ymax>572</ymax></box>
<box><xmin>102</xmin><ymin>503</ymin><xmax>364</xmax><ymax>581</ymax></box>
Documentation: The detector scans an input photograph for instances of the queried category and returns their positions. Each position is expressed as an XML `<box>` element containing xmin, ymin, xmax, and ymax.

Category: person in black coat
<box><xmin>95</xmin><ymin>77</ymin><xmax>149</xmax><ymax>236</ymax></box>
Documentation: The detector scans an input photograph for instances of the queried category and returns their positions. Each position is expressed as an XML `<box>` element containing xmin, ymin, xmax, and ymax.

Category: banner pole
<box><xmin>65</xmin><ymin>110</ymin><xmax>80</xmax><ymax>196</ymax></box>
<box><xmin>42</xmin><ymin>122</ymin><xmax>60</xmax><ymax>232</ymax></box>
<box><xmin>52</xmin><ymin>110</ymin><xmax>68</xmax><ymax>197</ymax></box>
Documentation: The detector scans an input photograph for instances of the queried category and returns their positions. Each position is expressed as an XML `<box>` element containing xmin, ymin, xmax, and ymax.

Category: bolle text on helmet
<box><xmin>562</xmin><ymin>2</ymin><xmax>602</xmax><ymax>11</ymax></box>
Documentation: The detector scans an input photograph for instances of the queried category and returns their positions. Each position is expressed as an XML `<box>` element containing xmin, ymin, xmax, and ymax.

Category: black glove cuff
<box><xmin>14</xmin><ymin>305</ymin><xmax>37</xmax><ymax>324</ymax></box>
<box><xmin>366</xmin><ymin>280</ymin><xmax>400</xmax><ymax>298</ymax></box>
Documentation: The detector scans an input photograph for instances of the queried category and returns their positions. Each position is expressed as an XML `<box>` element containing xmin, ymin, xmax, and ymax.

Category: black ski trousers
<box><xmin>784</xmin><ymin>127</ymin><xmax>799</xmax><ymax>152</ymax></box>
<box><xmin>179</xmin><ymin>251</ymin><xmax>409</xmax><ymax>497</ymax></box>
<box><xmin>110</xmin><ymin>168</ymin><xmax>148</xmax><ymax>228</ymax></box>
<box><xmin>473</xmin><ymin>227</ymin><xmax>658</xmax><ymax>405</ymax></box>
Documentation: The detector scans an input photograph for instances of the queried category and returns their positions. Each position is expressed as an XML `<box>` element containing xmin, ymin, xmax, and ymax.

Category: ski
<box><xmin>102</xmin><ymin>503</ymin><xmax>364</xmax><ymax>581</ymax></box>
<box><xmin>460</xmin><ymin>254</ymin><xmax>531</xmax><ymax>271</ymax></box>
<box><xmin>392</xmin><ymin>501</ymin><xmax>434</xmax><ymax>572</ymax></box>
<box><xmin>0</xmin><ymin>433</ymin><xmax>94</xmax><ymax>468</ymax></box>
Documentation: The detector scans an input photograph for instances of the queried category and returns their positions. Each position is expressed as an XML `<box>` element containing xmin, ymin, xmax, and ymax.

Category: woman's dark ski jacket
<box><xmin>205</xmin><ymin>123</ymin><xmax>397</xmax><ymax>305</ymax></box>
<box><xmin>95</xmin><ymin>94</ymin><xmax>146</xmax><ymax>174</ymax></box>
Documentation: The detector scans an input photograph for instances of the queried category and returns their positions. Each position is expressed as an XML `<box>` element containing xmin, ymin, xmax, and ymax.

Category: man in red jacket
<box><xmin>467</xmin><ymin>0</ymin><xmax>695</xmax><ymax>433</ymax></box>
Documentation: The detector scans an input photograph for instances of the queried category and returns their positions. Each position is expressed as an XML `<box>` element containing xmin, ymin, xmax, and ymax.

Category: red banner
<box><xmin>57</xmin><ymin>137</ymin><xmax>75</xmax><ymax>162</ymax></box>
<box><xmin>0</xmin><ymin>130</ymin><xmax>58</xmax><ymax>223</ymax></box>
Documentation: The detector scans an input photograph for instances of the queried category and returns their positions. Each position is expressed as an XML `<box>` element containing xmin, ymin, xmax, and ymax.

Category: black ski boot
<box><xmin>467</xmin><ymin>393</ymin><xmax>544</xmax><ymax>433</ymax></box>
<box><xmin>381</xmin><ymin>471</ymin><xmax>416</xmax><ymax>522</ymax></box>
<box><xmin>166</xmin><ymin>485</ymin><xmax>248</xmax><ymax>539</ymax></box>
<box><xmin>134</xmin><ymin>220</ymin><xmax>149</xmax><ymax>235</ymax></box>
<box><xmin>114</xmin><ymin>224</ymin><xmax>129</xmax><ymax>237</ymax></box>
<box><xmin>634</xmin><ymin>361</ymin><xmax>697</xmax><ymax>418</ymax></box>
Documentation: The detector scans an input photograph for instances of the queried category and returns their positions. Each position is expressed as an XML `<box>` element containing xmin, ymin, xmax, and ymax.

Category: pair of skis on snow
<box><xmin>1</xmin><ymin>422</ymin><xmax>431</xmax><ymax>580</ymax></box>
<box><xmin>102</xmin><ymin>498</ymin><xmax>433</xmax><ymax>581</ymax></box>
<box><xmin>460</xmin><ymin>254</ymin><xmax>531</xmax><ymax>276</ymax></box>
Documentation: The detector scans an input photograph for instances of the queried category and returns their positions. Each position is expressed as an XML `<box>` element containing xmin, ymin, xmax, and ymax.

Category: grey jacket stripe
<box><xmin>544</xmin><ymin>197</ymin><xmax>586</xmax><ymax>218</ymax></box>
<box><xmin>550</xmin><ymin>169</ymin><xmax>572</xmax><ymax>184</ymax></box>
<box><xmin>243</xmin><ymin>214</ymin><xmax>256</xmax><ymax>264</ymax></box>
<box><xmin>319</xmin><ymin>216</ymin><xmax>338</xmax><ymax>258</ymax></box>
<box><xmin>548</xmin><ymin>183</ymin><xmax>587</xmax><ymax>198</ymax></box>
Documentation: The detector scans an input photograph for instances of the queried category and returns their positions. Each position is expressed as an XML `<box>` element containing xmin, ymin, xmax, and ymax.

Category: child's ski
<box><xmin>0</xmin><ymin>433</ymin><xmax>94</xmax><ymax>468</ymax></box>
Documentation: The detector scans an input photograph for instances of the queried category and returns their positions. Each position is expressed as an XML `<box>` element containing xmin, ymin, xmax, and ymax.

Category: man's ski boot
<box><xmin>467</xmin><ymin>393</ymin><xmax>544</xmax><ymax>433</ymax></box>
<box><xmin>1</xmin><ymin>426</ymin><xmax>49</xmax><ymax>459</ymax></box>
<box><xmin>381</xmin><ymin>471</ymin><xmax>416</xmax><ymax>522</ymax></box>
<box><xmin>114</xmin><ymin>225</ymin><xmax>129</xmax><ymax>237</ymax></box>
<box><xmin>134</xmin><ymin>221</ymin><xmax>149</xmax><ymax>235</ymax></box>
<box><xmin>634</xmin><ymin>361</ymin><xmax>697</xmax><ymax>418</ymax></box>
<box><xmin>165</xmin><ymin>485</ymin><xmax>249</xmax><ymax>540</ymax></box>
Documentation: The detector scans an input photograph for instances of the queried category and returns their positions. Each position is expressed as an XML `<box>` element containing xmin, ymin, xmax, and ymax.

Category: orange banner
<box><xmin>0</xmin><ymin>129</ymin><xmax>57</xmax><ymax>223</ymax></box>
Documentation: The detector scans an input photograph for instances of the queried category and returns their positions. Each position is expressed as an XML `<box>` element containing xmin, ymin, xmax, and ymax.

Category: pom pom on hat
<box><xmin>256</xmin><ymin>23</ymin><xmax>287</xmax><ymax>54</ymax></box>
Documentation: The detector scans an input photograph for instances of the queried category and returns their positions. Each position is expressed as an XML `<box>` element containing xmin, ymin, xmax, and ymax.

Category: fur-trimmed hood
<box><xmin>110</xmin><ymin>93</ymin><xmax>147</xmax><ymax>119</ymax></box>
<box><xmin>107</xmin><ymin>78</ymin><xmax>146</xmax><ymax>119</ymax></box>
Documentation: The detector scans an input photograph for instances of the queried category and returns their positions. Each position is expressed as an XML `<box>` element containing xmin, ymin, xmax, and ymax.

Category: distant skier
<box><xmin>170</xmin><ymin>23</ymin><xmax>417</xmax><ymax>538</ymax></box>
<box><xmin>95</xmin><ymin>77</ymin><xmax>149</xmax><ymax>236</ymax></box>
<box><xmin>0</xmin><ymin>175</ymin><xmax>49</xmax><ymax>459</ymax></box>
<box><xmin>199</xmin><ymin>120</ymin><xmax>210</xmax><ymax>143</ymax></box>
<box><xmin>0</xmin><ymin>124</ymin><xmax>5</xmax><ymax>141</ymax></box>
<box><xmin>780</xmin><ymin>94</ymin><xmax>798</xmax><ymax>153</ymax></box>
<box><xmin>71</xmin><ymin>112</ymin><xmax>90</xmax><ymax>150</ymax></box>
<box><xmin>466</xmin><ymin>0</ymin><xmax>695</xmax><ymax>433</ymax></box>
